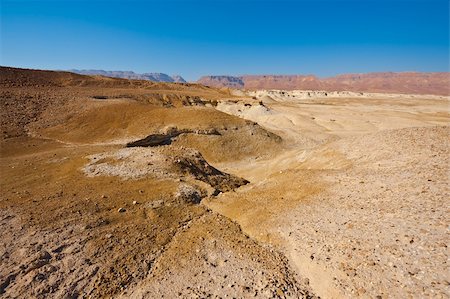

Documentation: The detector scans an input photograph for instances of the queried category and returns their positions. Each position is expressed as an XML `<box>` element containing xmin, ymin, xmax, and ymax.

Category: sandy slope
<box><xmin>207</xmin><ymin>90</ymin><xmax>450</xmax><ymax>298</ymax></box>
<box><xmin>280</xmin><ymin>127</ymin><xmax>449</xmax><ymax>298</ymax></box>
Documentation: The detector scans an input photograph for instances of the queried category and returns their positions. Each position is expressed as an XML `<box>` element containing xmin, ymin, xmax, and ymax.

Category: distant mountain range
<box><xmin>67</xmin><ymin>70</ymin><xmax>449</xmax><ymax>95</ymax></box>
<box><xmin>197</xmin><ymin>72</ymin><xmax>450</xmax><ymax>95</ymax></box>
<box><xmin>70</xmin><ymin>70</ymin><xmax>186</xmax><ymax>83</ymax></box>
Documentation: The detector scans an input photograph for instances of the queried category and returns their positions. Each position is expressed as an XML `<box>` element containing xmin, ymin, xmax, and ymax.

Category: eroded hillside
<box><xmin>0</xmin><ymin>67</ymin><xmax>312</xmax><ymax>298</ymax></box>
<box><xmin>1</xmin><ymin>67</ymin><xmax>449</xmax><ymax>298</ymax></box>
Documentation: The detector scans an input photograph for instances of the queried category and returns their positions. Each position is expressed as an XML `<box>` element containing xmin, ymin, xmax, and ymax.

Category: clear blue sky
<box><xmin>1</xmin><ymin>0</ymin><xmax>449</xmax><ymax>81</ymax></box>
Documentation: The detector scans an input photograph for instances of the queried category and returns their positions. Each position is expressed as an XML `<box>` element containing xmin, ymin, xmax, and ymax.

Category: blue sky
<box><xmin>1</xmin><ymin>0</ymin><xmax>449</xmax><ymax>81</ymax></box>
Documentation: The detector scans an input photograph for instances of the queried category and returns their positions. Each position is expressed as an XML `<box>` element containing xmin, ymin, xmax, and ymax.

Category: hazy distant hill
<box><xmin>197</xmin><ymin>72</ymin><xmax>450</xmax><ymax>95</ymax></box>
<box><xmin>70</xmin><ymin>70</ymin><xmax>186</xmax><ymax>83</ymax></box>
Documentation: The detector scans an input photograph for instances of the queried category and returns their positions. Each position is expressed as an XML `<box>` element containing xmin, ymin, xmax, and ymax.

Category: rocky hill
<box><xmin>197</xmin><ymin>72</ymin><xmax>450</xmax><ymax>95</ymax></box>
<box><xmin>198</xmin><ymin>76</ymin><xmax>245</xmax><ymax>88</ymax></box>
<box><xmin>0</xmin><ymin>66</ymin><xmax>228</xmax><ymax>139</ymax></box>
<box><xmin>71</xmin><ymin>69</ymin><xmax>186</xmax><ymax>83</ymax></box>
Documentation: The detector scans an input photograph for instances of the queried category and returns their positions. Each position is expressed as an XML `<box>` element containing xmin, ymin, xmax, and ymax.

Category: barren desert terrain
<box><xmin>1</xmin><ymin>67</ymin><xmax>449</xmax><ymax>298</ymax></box>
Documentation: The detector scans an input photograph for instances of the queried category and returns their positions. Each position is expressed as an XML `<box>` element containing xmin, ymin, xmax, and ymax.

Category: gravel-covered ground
<box><xmin>280</xmin><ymin>126</ymin><xmax>449</xmax><ymax>298</ymax></box>
<box><xmin>207</xmin><ymin>91</ymin><xmax>450</xmax><ymax>298</ymax></box>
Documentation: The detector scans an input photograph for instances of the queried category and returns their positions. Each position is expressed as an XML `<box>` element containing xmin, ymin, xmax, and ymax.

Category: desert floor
<box><xmin>1</xmin><ymin>69</ymin><xmax>449</xmax><ymax>298</ymax></box>
<box><xmin>212</xmin><ymin>91</ymin><xmax>449</xmax><ymax>298</ymax></box>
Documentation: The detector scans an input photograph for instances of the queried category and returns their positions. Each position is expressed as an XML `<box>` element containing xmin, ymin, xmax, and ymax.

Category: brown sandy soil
<box><xmin>206</xmin><ymin>90</ymin><xmax>450</xmax><ymax>298</ymax></box>
<box><xmin>0</xmin><ymin>68</ymin><xmax>314</xmax><ymax>298</ymax></box>
<box><xmin>1</xmin><ymin>67</ymin><xmax>449</xmax><ymax>298</ymax></box>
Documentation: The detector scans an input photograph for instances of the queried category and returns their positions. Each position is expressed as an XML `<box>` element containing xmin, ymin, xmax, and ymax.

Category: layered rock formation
<box><xmin>197</xmin><ymin>72</ymin><xmax>450</xmax><ymax>95</ymax></box>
